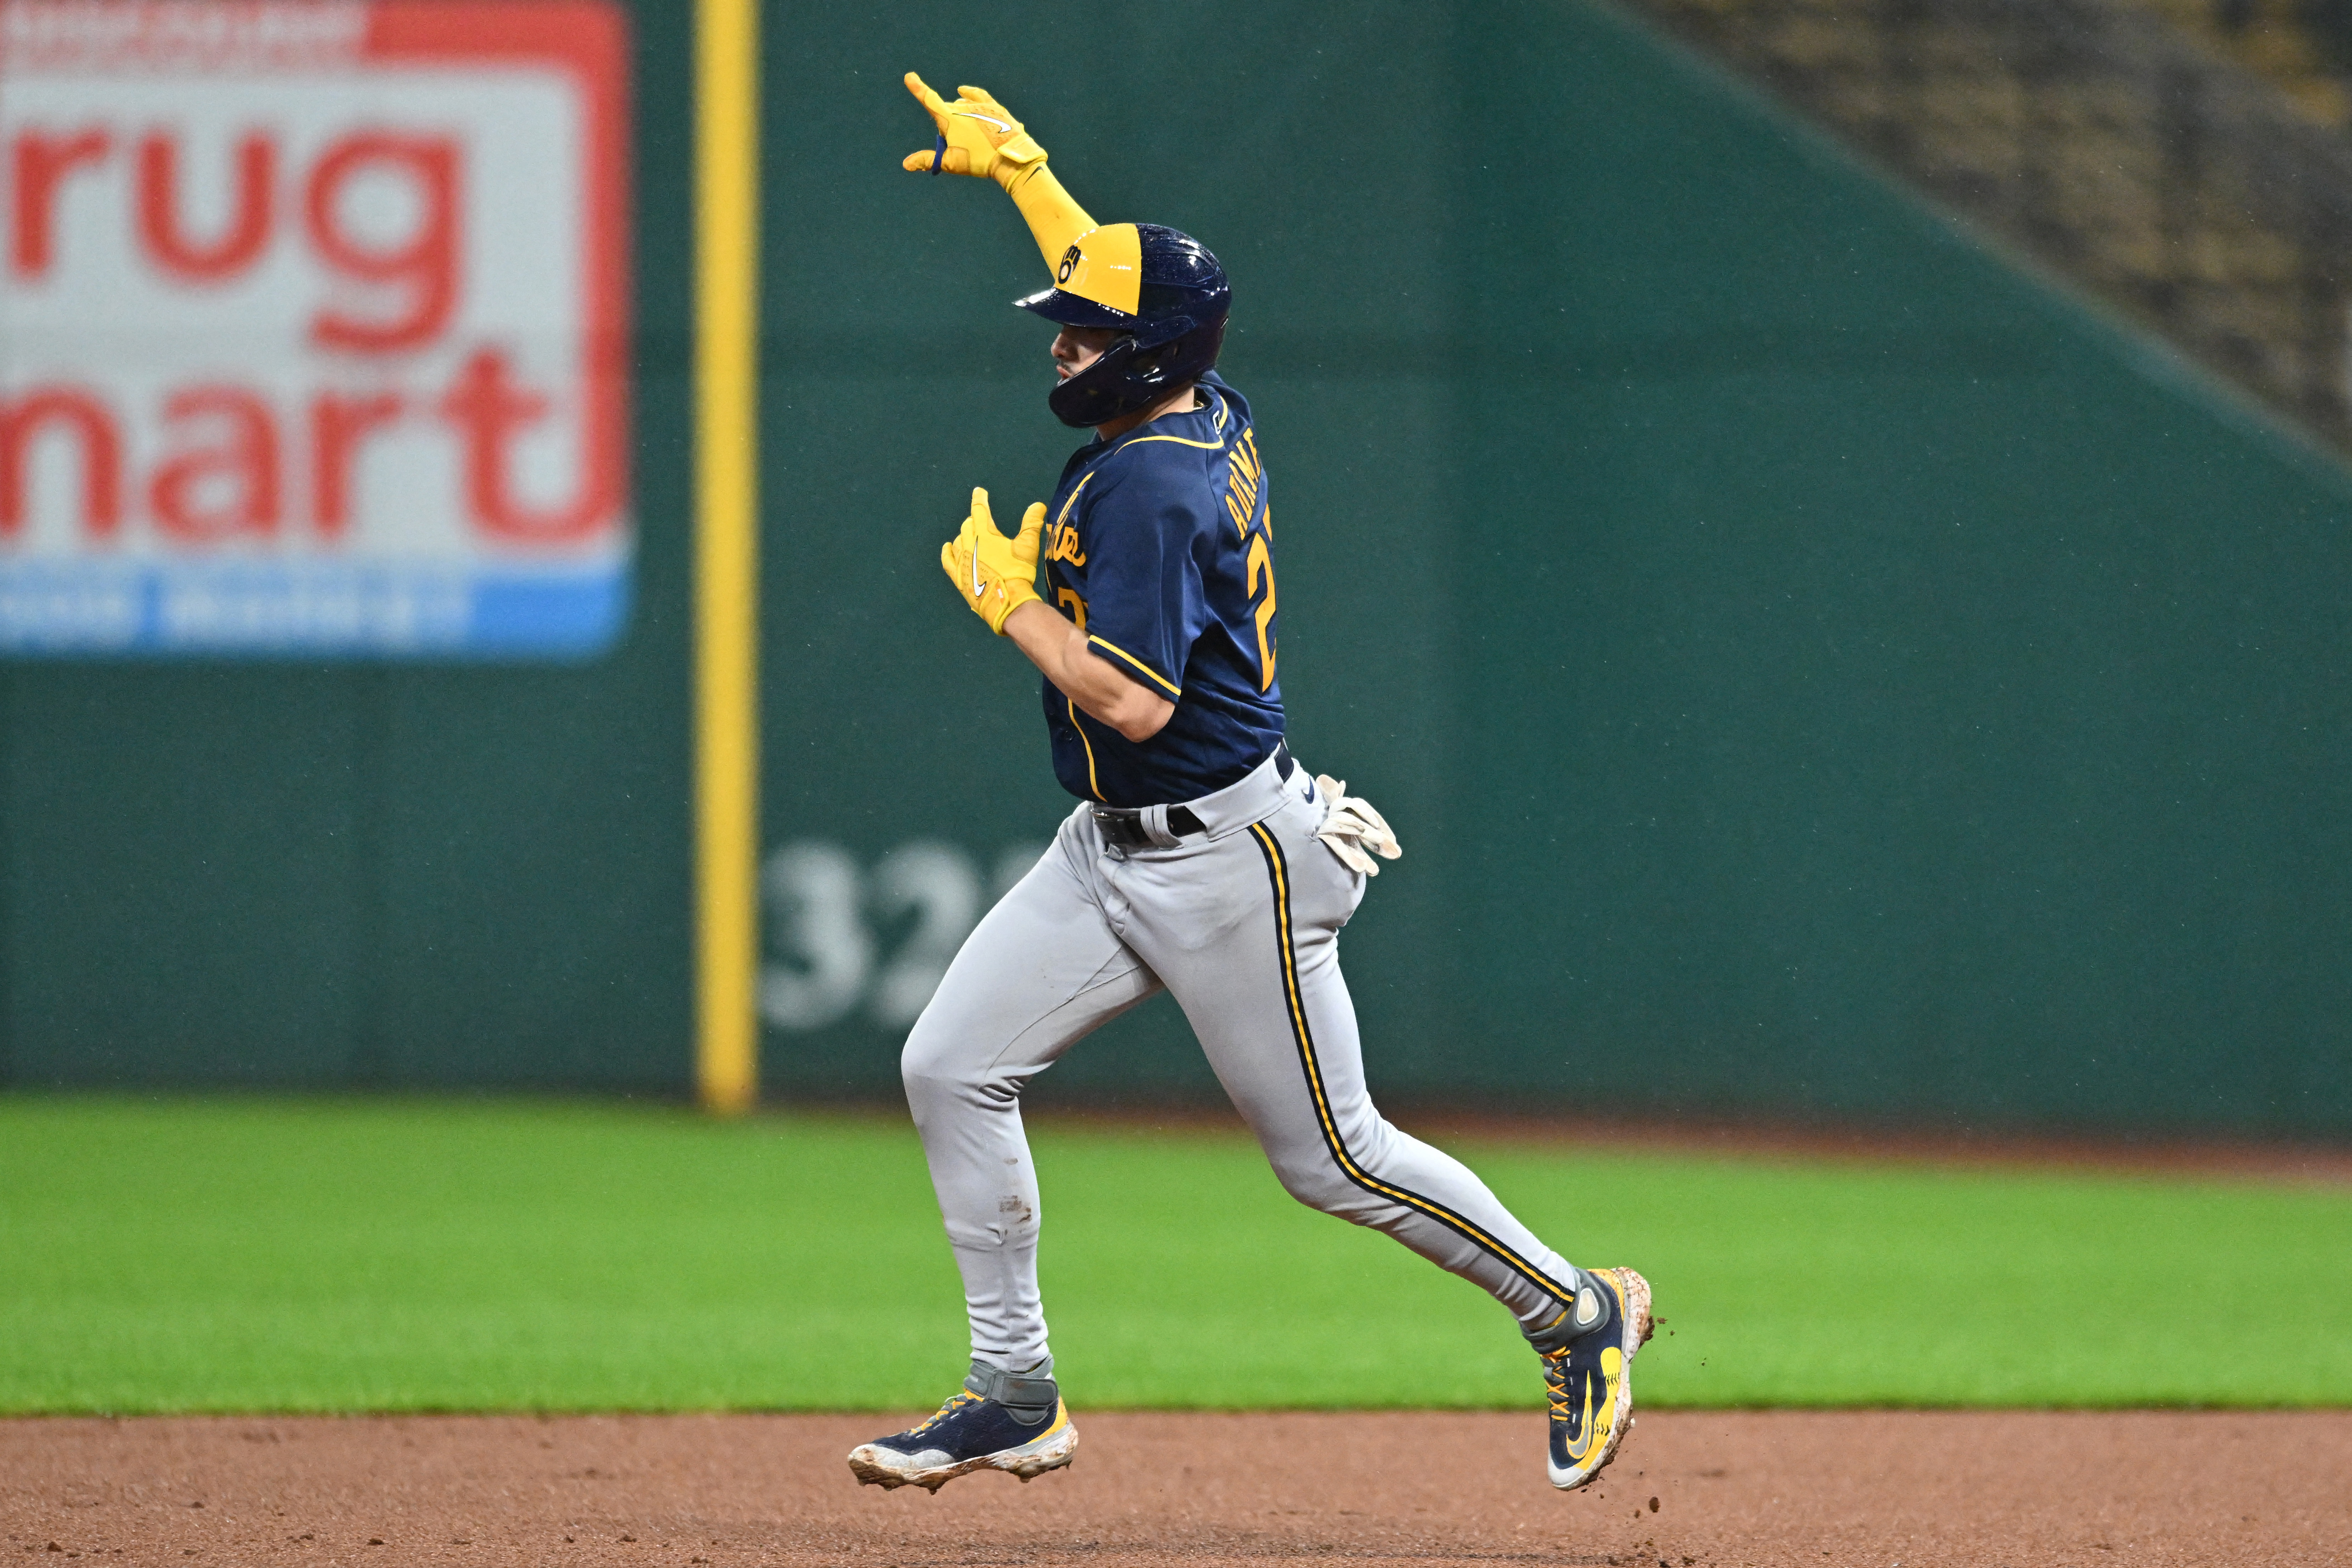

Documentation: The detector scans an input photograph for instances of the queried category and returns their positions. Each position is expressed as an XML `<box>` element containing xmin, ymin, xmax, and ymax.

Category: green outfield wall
<box><xmin>5</xmin><ymin>0</ymin><xmax>2349</xmax><ymax>1138</ymax></box>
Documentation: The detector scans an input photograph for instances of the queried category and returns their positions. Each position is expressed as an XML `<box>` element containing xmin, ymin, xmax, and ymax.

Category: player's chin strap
<box><xmin>965</xmin><ymin>1355</ymin><xmax>1059</xmax><ymax>1425</ymax></box>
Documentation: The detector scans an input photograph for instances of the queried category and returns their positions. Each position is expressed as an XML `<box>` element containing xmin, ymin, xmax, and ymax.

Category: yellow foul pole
<box><xmin>694</xmin><ymin>0</ymin><xmax>760</xmax><ymax>1114</ymax></box>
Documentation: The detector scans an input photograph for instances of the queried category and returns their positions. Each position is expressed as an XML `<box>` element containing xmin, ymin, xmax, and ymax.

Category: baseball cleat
<box><xmin>1538</xmin><ymin>1266</ymin><xmax>1653</xmax><ymax>1491</ymax></box>
<box><xmin>847</xmin><ymin>1364</ymin><xmax>1078</xmax><ymax>1493</ymax></box>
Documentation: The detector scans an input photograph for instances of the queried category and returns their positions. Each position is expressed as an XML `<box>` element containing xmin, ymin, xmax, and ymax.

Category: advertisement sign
<box><xmin>0</xmin><ymin>0</ymin><xmax>630</xmax><ymax>656</ymax></box>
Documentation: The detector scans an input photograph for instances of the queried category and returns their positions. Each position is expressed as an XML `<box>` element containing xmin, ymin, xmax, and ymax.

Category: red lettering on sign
<box><xmin>11</xmin><ymin>127</ymin><xmax>112</xmax><ymax>278</ymax></box>
<box><xmin>0</xmin><ymin>0</ymin><xmax>633</xmax><ymax>607</ymax></box>
<box><xmin>0</xmin><ymin>387</ymin><xmax>123</xmax><ymax>539</ymax></box>
<box><xmin>136</xmin><ymin>131</ymin><xmax>277</xmax><ymax>282</ymax></box>
<box><xmin>149</xmin><ymin>387</ymin><xmax>281</xmax><ymax>540</ymax></box>
<box><xmin>436</xmin><ymin>348</ymin><xmax>612</xmax><ymax>542</ymax></box>
<box><xmin>303</xmin><ymin>131</ymin><xmax>460</xmax><ymax>353</ymax></box>
<box><xmin>309</xmin><ymin>391</ymin><xmax>404</xmax><ymax>537</ymax></box>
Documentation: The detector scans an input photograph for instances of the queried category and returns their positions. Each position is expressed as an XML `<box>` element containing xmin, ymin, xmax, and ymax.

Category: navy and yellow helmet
<box><xmin>1015</xmin><ymin>222</ymin><xmax>1230</xmax><ymax>428</ymax></box>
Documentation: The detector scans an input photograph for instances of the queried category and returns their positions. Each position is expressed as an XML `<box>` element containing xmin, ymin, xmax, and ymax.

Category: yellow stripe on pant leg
<box><xmin>1248</xmin><ymin>822</ymin><xmax>1571</xmax><ymax>1305</ymax></box>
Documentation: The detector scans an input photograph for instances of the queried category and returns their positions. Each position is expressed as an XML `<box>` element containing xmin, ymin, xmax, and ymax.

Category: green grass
<box><xmin>0</xmin><ymin>1095</ymin><xmax>2346</xmax><ymax>1412</ymax></box>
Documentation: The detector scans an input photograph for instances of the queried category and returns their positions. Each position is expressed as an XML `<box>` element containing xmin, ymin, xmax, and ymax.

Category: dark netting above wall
<box><xmin>1627</xmin><ymin>0</ymin><xmax>2352</xmax><ymax>455</ymax></box>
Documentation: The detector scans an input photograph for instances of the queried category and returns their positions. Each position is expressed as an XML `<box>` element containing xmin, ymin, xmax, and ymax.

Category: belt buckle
<box><xmin>1090</xmin><ymin>805</ymin><xmax>1136</xmax><ymax>860</ymax></box>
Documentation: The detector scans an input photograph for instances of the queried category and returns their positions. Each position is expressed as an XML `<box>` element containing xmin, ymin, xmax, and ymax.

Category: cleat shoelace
<box><xmin>1542</xmin><ymin>1345</ymin><xmax>1577</xmax><ymax>1419</ymax></box>
<box><xmin>908</xmin><ymin>1389</ymin><xmax>981</xmax><ymax>1437</ymax></box>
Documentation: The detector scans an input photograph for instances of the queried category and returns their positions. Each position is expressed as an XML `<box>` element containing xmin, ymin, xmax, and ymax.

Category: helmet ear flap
<box><xmin>1045</xmin><ymin>314</ymin><xmax>1228</xmax><ymax>429</ymax></box>
<box><xmin>1047</xmin><ymin>335</ymin><xmax>1142</xmax><ymax>428</ymax></box>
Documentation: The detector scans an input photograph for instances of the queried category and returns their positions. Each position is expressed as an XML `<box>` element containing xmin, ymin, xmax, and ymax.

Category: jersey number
<box><xmin>1246</xmin><ymin>533</ymin><xmax>1277</xmax><ymax>691</ymax></box>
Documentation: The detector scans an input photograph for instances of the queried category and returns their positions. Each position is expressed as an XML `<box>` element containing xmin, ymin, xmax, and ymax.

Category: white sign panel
<box><xmin>0</xmin><ymin>0</ymin><xmax>631</xmax><ymax>656</ymax></box>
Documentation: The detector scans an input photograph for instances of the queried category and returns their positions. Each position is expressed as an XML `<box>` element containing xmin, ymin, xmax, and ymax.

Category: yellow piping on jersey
<box><xmin>1087</xmin><ymin>634</ymin><xmax>1182</xmax><ymax>697</ymax></box>
<box><xmin>1119</xmin><ymin>431</ymin><xmax>1226</xmax><ymax>452</ymax></box>
<box><xmin>1067</xmin><ymin>695</ymin><xmax>1103</xmax><ymax>800</ymax></box>
<box><xmin>1055</xmin><ymin>471</ymin><xmax>1095</xmax><ymax>531</ymax></box>
<box><xmin>1100</xmin><ymin>387</ymin><xmax>1232</xmax><ymax>459</ymax></box>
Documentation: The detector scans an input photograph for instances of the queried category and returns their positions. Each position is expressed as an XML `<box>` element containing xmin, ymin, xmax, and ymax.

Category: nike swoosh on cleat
<box><xmin>1564</xmin><ymin>1380</ymin><xmax>1597</xmax><ymax>1460</ymax></box>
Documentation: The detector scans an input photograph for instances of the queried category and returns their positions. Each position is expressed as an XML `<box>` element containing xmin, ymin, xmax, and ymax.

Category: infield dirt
<box><xmin>4</xmin><ymin>1410</ymin><xmax>2345</xmax><ymax>1567</ymax></box>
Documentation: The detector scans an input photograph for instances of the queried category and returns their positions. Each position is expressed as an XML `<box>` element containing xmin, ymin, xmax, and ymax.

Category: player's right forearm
<box><xmin>1004</xmin><ymin>601</ymin><xmax>1173</xmax><ymax>742</ymax></box>
<box><xmin>999</xmin><ymin>162</ymin><xmax>1097</xmax><ymax>275</ymax></box>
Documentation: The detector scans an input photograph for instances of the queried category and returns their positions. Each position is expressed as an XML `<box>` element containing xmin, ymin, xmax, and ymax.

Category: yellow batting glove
<box><xmin>897</xmin><ymin>71</ymin><xmax>1100</xmax><ymax>273</ymax></box>
<box><xmin>939</xmin><ymin>488</ymin><xmax>1045</xmax><ymax>634</ymax></box>
<box><xmin>901</xmin><ymin>74</ymin><xmax>1048</xmax><ymax>187</ymax></box>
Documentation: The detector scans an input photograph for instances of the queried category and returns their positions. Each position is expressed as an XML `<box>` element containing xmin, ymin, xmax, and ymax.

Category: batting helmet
<box><xmin>1014</xmin><ymin>222</ymin><xmax>1230</xmax><ymax>428</ymax></box>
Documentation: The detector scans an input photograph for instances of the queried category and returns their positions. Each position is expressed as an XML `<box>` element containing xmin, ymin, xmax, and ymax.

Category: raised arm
<box><xmin>900</xmin><ymin>73</ymin><xmax>1100</xmax><ymax>276</ymax></box>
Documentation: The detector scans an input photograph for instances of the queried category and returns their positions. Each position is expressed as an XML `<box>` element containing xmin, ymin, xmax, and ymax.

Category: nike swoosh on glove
<box><xmin>900</xmin><ymin>75</ymin><xmax>1048</xmax><ymax>183</ymax></box>
<box><xmin>1313</xmin><ymin>776</ymin><xmax>1404</xmax><ymax>876</ymax></box>
<box><xmin>940</xmin><ymin>487</ymin><xmax>1045</xmax><ymax>635</ymax></box>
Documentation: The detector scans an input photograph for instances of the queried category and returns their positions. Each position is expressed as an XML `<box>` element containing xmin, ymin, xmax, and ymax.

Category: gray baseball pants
<box><xmin>900</xmin><ymin>747</ymin><xmax>1584</xmax><ymax>1372</ymax></box>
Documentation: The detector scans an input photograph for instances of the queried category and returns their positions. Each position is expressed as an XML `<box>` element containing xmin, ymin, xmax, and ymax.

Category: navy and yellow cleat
<box><xmin>846</xmin><ymin>1361</ymin><xmax>1078</xmax><ymax>1493</ymax></box>
<box><xmin>1536</xmin><ymin>1266</ymin><xmax>1654</xmax><ymax>1491</ymax></box>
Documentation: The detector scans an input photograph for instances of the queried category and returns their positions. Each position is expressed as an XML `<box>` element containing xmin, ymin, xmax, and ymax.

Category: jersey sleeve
<box><xmin>1075</xmin><ymin>466</ymin><xmax>1211</xmax><ymax>700</ymax></box>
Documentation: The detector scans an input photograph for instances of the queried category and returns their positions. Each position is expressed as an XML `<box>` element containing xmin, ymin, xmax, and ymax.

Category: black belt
<box><xmin>1093</xmin><ymin>802</ymin><xmax>1206</xmax><ymax>851</ymax></box>
<box><xmin>1092</xmin><ymin>744</ymin><xmax>1291</xmax><ymax>850</ymax></box>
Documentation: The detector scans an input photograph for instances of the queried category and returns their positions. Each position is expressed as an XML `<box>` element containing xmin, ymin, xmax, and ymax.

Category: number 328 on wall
<box><xmin>760</xmin><ymin>839</ymin><xmax>1046</xmax><ymax>1032</ymax></box>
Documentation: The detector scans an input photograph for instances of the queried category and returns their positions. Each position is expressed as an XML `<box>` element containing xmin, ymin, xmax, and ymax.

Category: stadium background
<box><xmin>8</xmin><ymin>33</ymin><xmax>2352</xmax><ymax>1545</ymax></box>
<box><xmin>3</xmin><ymin>0</ymin><xmax>2350</xmax><ymax>1146</ymax></box>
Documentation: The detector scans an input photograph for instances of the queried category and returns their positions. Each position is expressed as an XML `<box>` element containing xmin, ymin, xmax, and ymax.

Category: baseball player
<box><xmin>847</xmin><ymin>75</ymin><xmax>1652</xmax><ymax>1495</ymax></box>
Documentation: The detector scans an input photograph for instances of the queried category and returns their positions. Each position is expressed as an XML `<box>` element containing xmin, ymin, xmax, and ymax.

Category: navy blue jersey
<box><xmin>1038</xmin><ymin>372</ymin><xmax>1284</xmax><ymax>806</ymax></box>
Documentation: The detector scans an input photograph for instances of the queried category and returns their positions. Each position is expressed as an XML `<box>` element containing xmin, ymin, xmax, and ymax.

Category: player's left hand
<box><xmin>900</xmin><ymin>74</ymin><xmax>1049</xmax><ymax>184</ymax></box>
<box><xmin>941</xmin><ymin>487</ymin><xmax>1046</xmax><ymax>634</ymax></box>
